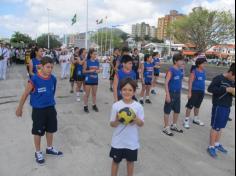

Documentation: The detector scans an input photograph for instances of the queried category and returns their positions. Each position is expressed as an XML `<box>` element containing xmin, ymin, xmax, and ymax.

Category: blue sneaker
<box><xmin>35</xmin><ymin>152</ymin><xmax>45</xmax><ymax>165</ymax></box>
<box><xmin>207</xmin><ymin>147</ymin><xmax>217</xmax><ymax>158</ymax></box>
<box><xmin>46</xmin><ymin>147</ymin><xmax>63</xmax><ymax>156</ymax></box>
<box><xmin>216</xmin><ymin>145</ymin><xmax>228</xmax><ymax>154</ymax></box>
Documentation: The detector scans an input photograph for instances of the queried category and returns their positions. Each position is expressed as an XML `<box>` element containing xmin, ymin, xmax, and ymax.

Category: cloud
<box><xmin>0</xmin><ymin>0</ymin><xmax>235</xmax><ymax>38</ymax></box>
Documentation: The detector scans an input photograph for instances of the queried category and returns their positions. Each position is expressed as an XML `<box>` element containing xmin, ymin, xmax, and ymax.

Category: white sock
<box><xmin>47</xmin><ymin>146</ymin><xmax>53</xmax><ymax>150</ymax></box>
<box><xmin>185</xmin><ymin>117</ymin><xmax>190</xmax><ymax>121</ymax></box>
<box><xmin>36</xmin><ymin>151</ymin><xmax>41</xmax><ymax>154</ymax></box>
<box><xmin>140</xmin><ymin>97</ymin><xmax>144</xmax><ymax>100</ymax></box>
<box><xmin>209</xmin><ymin>146</ymin><xmax>215</xmax><ymax>149</ymax></box>
<box><xmin>194</xmin><ymin>116</ymin><xmax>199</xmax><ymax>120</ymax></box>
<box><xmin>146</xmin><ymin>96</ymin><xmax>150</xmax><ymax>99</ymax></box>
<box><xmin>215</xmin><ymin>142</ymin><xmax>220</xmax><ymax>147</ymax></box>
<box><xmin>76</xmin><ymin>92</ymin><xmax>80</xmax><ymax>97</ymax></box>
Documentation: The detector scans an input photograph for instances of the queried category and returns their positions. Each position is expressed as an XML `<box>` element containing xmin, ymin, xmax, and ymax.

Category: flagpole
<box><xmin>110</xmin><ymin>26</ymin><xmax>113</xmax><ymax>56</ymax></box>
<box><xmin>85</xmin><ymin>0</ymin><xmax>88</xmax><ymax>49</ymax></box>
<box><xmin>97</xmin><ymin>24</ymin><xmax>99</xmax><ymax>51</ymax></box>
<box><xmin>105</xmin><ymin>17</ymin><xmax>108</xmax><ymax>56</ymax></box>
<box><xmin>101</xmin><ymin>24</ymin><xmax>103</xmax><ymax>56</ymax></box>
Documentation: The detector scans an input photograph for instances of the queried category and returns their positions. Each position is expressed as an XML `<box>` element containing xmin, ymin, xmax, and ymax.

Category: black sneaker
<box><xmin>92</xmin><ymin>105</ymin><xmax>99</xmax><ymax>112</ymax></box>
<box><xmin>110</xmin><ymin>88</ymin><xmax>113</xmax><ymax>92</ymax></box>
<box><xmin>35</xmin><ymin>152</ymin><xmax>45</xmax><ymax>165</ymax></box>
<box><xmin>84</xmin><ymin>106</ymin><xmax>89</xmax><ymax>113</ymax></box>
<box><xmin>163</xmin><ymin>127</ymin><xmax>174</xmax><ymax>137</ymax></box>
<box><xmin>70</xmin><ymin>90</ymin><xmax>74</xmax><ymax>94</ymax></box>
<box><xmin>46</xmin><ymin>147</ymin><xmax>63</xmax><ymax>157</ymax></box>
<box><xmin>171</xmin><ymin>125</ymin><xmax>184</xmax><ymax>133</ymax></box>
<box><xmin>139</xmin><ymin>100</ymin><xmax>144</xmax><ymax>105</ymax></box>
<box><xmin>145</xmin><ymin>99</ymin><xmax>152</xmax><ymax>104</ymax></box>
<box><xmin>228</xmin><ymin>118</ymin><xmax>233</xmax><ymax>121</ymax></box>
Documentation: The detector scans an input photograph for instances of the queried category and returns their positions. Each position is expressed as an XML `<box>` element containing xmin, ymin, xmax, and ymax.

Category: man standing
<box><xmin>132</xmin><ymin>48</ymin><xmax>140</xmax><ymax>81</ymax></box>
<box><xmin>0</xmin><ymin>42</ymin><xmax>10</xmax><ymax>80</ymax></box>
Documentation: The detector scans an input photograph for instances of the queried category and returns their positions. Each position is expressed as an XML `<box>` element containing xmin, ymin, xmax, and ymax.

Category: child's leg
<box><xmin>145</xmin><ymin>85</ymin><xmax>151</xmax><ymax>97</ymax></box>
<box><xmin>84</xmin><ymin>86</ymin><xmax>91</xmax><ymax>106</ymax></box>
<box><xmin>46</xmin><ymin>132</ymin><xmax>53</xmax><ymax>148</ymax></box>
<box><xmin>164</xmin><ymin>114</ymin><xmax>170</xmax><ymax>128</ymax></box>
<box><xmin>215</xmin><ymin>130</ymin><xmax>222</xmax><ymax>144</ymax></box>
<box><xmin>92</xmin><ymin>86</ymin><xmax>98</xmax><ymax>105</ymax></box>
<box><xmin>194</xmin><ymin>108</ymin><xmax>200</xmax><ymax>117</ymax></box>
<box><xmin>210</xmin><ymin>129</ymin><xmax>218</xmax><ymax>146</ymax></box>
<box><xmin>76</xmin><ymin>81</ymin><xmax>82</xmax><ymax>94</ymax></box>
<box><xmin>111</xmin><ymin>161</ymin><xmax>119</xmax><ymax>176</ymax></box>
<box><xmin>140</xmin><ymin>84</ymin><xmax>146</xmax><ymax>99</ymax></box>
<box><xmin>34</xmin><ymin>135</ymin><xmax>41</xmax><ymax>152</ymax></box>
<box><xmin>173</xmin><ymin>113</ymin><xmax>179</xmax><ymax>125</ymax></box>
<box><xmin>186</xmin><ymin>108</ymin><xmax>192</xmax><ymax>118</ymax></box>
<box><xmin>127</xmin><ymin>161</ymin><xmax>134</xmax><ymax>176</ymax></box>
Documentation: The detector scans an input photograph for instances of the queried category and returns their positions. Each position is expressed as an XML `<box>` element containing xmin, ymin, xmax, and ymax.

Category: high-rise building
<box><xmin>132</xmin><ymin>22</ymin><xmax>157</xmax><ymax>40</ymax></box>
<box><xmin>157</xmin><ymin>10</ymin><xmax>185</xmax><ymax>42</ymax></box>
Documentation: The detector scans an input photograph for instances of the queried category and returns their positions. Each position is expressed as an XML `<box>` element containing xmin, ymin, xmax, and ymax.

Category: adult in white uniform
<box><xmin>0</xmin><ymin>43</ymin><xmax>10</xmax><ymax>80</ymax></box>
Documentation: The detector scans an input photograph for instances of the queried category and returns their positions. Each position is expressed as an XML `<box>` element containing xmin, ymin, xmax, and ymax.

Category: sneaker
<box><xmin>171</xmin><ymin>124</ymin><xmax>184</xmax><ymax>133</ymax></box>
<box><xmin>215</xmin><ymin>144</ymin><xmax>228</xmax><ymax>154</ymax></box>
<box><xmin>92</xmin><ymin>105</ymin><xmax>99</xmax><ymax>112</ymax></box>
<box><xmin>70</xmin><ymin>90</ymin><xmax>74</xmax><ymax>94</ymax></box>
<box><xmin>193</xmin><ymin>119</ymin><xmax>205</xmax><ymax>126</ymax></box>
<box><xmin>76</xmin><ymin>97</ymin><xmax>81</xmax><ymax>102</ymax></box>
<box><xmin>84</xmin><ymin>106</ymin><xmax>89</xmax><ymax>113</ymax></box>
<box><xmin>183</xmin><ymin>119</ymin><xmax>190</xmax><ymax>129</ymax></box>
<box><xmin>110</xmin><ymin>88</ymin><xmax>113</xmax><ymax>92</ymax></box>
<box><xmin>228</xmin><ymin>118</ymin><xmax>233</xmax><ymax>121</ymax></box>
<box><xmin>145</xmin><ymin>99</ymin><xmax>152</xmax><ymax>104</ymax></box>
<box><xmin>35</xmin><ymin>152</ymin><xmax>45</xmax><ymax>165</ymax></box>
<box><xmin>151</xmin><ymin>90</ymin><xmax>157</xmax><ymax>95</ymax></box>
<box><xmin>163</xmin><ymin>127</ymin><xmax>174</xmax><ymax>137</ymax></box>
<box><xmin>139</xmin><ymin>100</ymin><xmax>144</xmax><ymax>105</ymax></box>
<box><xmin>207</xmin><ymin>147</ymin><xmax>217</xmax><ymax>158</ymax></box>
<box><xmin>46</xmin><ymin>147</ymin><xmax>63</xmax><ymax>156</ymax></box>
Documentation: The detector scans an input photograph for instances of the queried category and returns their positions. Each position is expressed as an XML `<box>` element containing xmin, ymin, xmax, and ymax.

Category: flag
<box><xmin>71</xmin><ymin>14</ymin><xmax>77</xmax><ymax>26</ymax></box>
<box><xmin>98</xmin><ymin>19</ymin><xmax>103</xmax><ymax>24</ymax></box>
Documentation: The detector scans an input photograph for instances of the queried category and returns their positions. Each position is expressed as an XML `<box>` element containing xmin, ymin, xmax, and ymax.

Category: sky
<box><xmin>0</xmin><ymin>0</ymin><xmax>235</xmax><ymax>39</ymax></box>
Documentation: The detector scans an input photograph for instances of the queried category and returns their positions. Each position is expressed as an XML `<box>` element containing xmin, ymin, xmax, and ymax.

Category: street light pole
<box><xmin>85</xmin><ymin>0</ymin><xmax>88</xmax><ymax>49</ymax></box>
<box><xmin>47</xmin><ymin>8</ymin><xmax>51</xmax><ymax>50</ymax></box>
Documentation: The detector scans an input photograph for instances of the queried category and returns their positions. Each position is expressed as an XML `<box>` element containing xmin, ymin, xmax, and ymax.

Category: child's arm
<box><xmin>140</xmin><ymin>63</ymin><xmax>144</xmax><ymax>84</ymax></box>
<box><xmin>188</xmin><ymin>72</ymin><xmax>195</xmax><ymax>99</ymax></box>
<box><xmin>110</xmin><ymin>115</ymin><xmax>120</xmax><ymax>128</ymax></box>
<box><xmin>29</xmin><ymin>60</ymin><xmax>34</xmax><ymax>76</ymax></box>
<box><xmin>133</xmin><ymin>117</ymin><xmax>144</xmax><ymax>127</ymax></box>
<box><xmin>113</xmin><ymin>74</ymin><xmax>119</xmax><ymax>102</ymax></box>
<box><xmin>208</xmin><ymin>76</ymin><xmax>232</xmax><ymax>95</ymax></box>
<box><xmin>165</xmin><ymin>71</ymin><xmax>172</xmax><ymax>103</ymax></box>
<box><xmin>82</xmin><ymin>62</ymin><xmax>93</xmax><ymax>74</ymax></box>
<box><xmin>16</xmin><ymin>82</ymin><xmax>34</xmax><ymax>117</ymax></box>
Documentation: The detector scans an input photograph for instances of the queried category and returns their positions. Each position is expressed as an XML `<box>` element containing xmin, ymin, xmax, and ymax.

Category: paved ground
<box><xmin>0</xmin><ymin>65</ymin><xmax>235</xmax><ymax>176</ymax></box>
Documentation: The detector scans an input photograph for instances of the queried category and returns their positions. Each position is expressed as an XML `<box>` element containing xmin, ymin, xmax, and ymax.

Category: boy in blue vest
<box><xmin>163</xmin><ymin>53</ymin><xmax>184</xmax><ymax>136</ymax></box>
<box><xmin>207</xmin><ymin>63</ymin><xmax>235</xmax><ymax>158</ymax></box>
<box><xmin>113</xmin><ymin>55</ymin><xmax>136</xmax><ymax>102</ymax></box>
<box><xmin>16</xmin><ymin>57</ymin><xmax>63</xmax><ymax>165</ymax></box>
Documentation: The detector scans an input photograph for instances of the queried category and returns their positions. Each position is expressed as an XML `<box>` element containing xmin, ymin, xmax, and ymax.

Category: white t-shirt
<box><xmin>0</xmin><ymin>47</ymin><xmax>10</xmax><ymax>61</ymax></box>
<box><xmin>110</xmin><ymin>100</ymin><xmax>144</xmax><ymax>150</ymax></box>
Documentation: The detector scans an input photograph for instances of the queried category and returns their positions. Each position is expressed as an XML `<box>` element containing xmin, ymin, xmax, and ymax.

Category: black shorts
<box><xmin>154</xmin><ymin>73</ymin><xmax>160</xmax><ymax>77</ymax></box>
<box><xmin>32</xmin><ymin>106</ymin><xmax>57</xmax><ymax>136</ymax></box>
<box><xmin>164</xmin><ymin>92</ymin><xmax>181</xmax><ymax>114</ymax></box>
<box><xmin>186</xmin><ymin>90</ymin><xmax>205</xmax><ymax>109</ymax></box>
<box><xmin>85</xmin><ymin>82</ymin><xmax>98</xmax><ymax>86</ymax></box>
<box><xmin>110</xmin><ymin>147</ymin><xmax>138</xmax><ymax>163</ymax></box>
<box><xmin>110</xmin><ymin>69</ymin><xmax>116</xmax><ymax>81</ymax></box>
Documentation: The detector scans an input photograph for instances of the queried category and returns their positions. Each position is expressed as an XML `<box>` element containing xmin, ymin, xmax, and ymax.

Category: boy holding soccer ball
<box><xmin>110</xmin><ymin>78</ymin><xmax>144</xmax><ymax>176</ymax></box>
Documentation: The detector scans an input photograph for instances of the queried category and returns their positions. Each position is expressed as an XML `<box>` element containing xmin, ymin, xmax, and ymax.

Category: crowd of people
<box><xmin>9</xmin><ymin>43</ymin><xmax>235</xmax><ymax>176</ymax></box>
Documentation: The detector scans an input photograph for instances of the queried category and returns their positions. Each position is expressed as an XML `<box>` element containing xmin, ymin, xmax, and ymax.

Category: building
<box><xmin>132</xmin><ymin>22</ymin><xmax>157</xmax><ymax>40</ymax></box>
<box><xmin>157</xmin><ymin>10</ymin><xmax>185</xmax><ymax>42</ymax></box>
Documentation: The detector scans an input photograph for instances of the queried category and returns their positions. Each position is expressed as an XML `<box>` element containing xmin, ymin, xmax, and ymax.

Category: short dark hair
<box><xmin>120</xmin><ymin>78</ymin><xmax>137</xmax><ymax>92</ymax></box>
<box><xmin>144</xmin><ymin>54</ymin><xmax>151</xmax><ymax>62</ymax></box>
<box><xmin>134</xmin><ymin>48</ymin><xmax>138</xmax><ymax>52</ymax></box>
<box><xmin>152</xmin><ymin>52</ymin><xmax>159</xmax><ymax>57</ymax></box>
<box><xmin>41</xmin><ymin>56</ymin><xmax>54</xmax><ymax>66</ymax></box>
<box><xmin>122</xmin><ymin>47</ymin><xmax>130</xmax><ymax>53</ymax></box>
<box><xmin>228</xmin><ymin>63</ymin><xmax>235</xmax><ymax>75</ymax></box>
<box><xmin>173</xmin><ymin>53</ymin><xmax>184</xmax><ymax>64</ymax></box>
<box><xmin>122</xmin><ymin>55</ymin><xmax>133</xmax><ymax>64</ymax></box>
<box><xmin>114</xmin><ymin>48</ymin><xmax>120</xmax><ymax>52</ymax></box>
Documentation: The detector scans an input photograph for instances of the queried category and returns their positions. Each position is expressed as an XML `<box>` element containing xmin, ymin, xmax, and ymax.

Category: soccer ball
<box><xmin>118</xmin><ymin>107</ymin><xmax>136</xmax><ymax>125</ymax></box>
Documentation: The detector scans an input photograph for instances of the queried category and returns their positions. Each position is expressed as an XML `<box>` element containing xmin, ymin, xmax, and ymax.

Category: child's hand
<box><xmin>165</xmin><ymin>95</ymin><xmax>171</xmax><ymax>103</ymax></box>
<box><xmin>16</xmin><ymin>107</ymin><xmax>23</xmax><ymax>118</ymax></box>
<box><xmin>226</xmin><ymin>87</ymin><xmax>235</xmax><ymax>94</ymax></box>
<box><xmin>188</xmin><ymin>92</ymin><xmax>192</xmax><ymax>99</ymax></box>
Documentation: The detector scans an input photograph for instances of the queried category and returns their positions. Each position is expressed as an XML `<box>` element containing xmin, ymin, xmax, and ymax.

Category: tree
<box><xmin>10</xmin><ymin>32</ymin><xmax>33</xmax><ymax>45</ymax></box>
<box><xmin>91</xmin><ymin>29</ymin><xmax>126</xmax><ymax>53</ymax></box>
<box><xmin>37</xmin><ymin>34</ymin><xmax>62</xmax><ymax>49</ymax></box>
<box><xmin>169</xmin><ymin>7</ymin><xmax>235</xmax><ymax>52</ymax></box>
